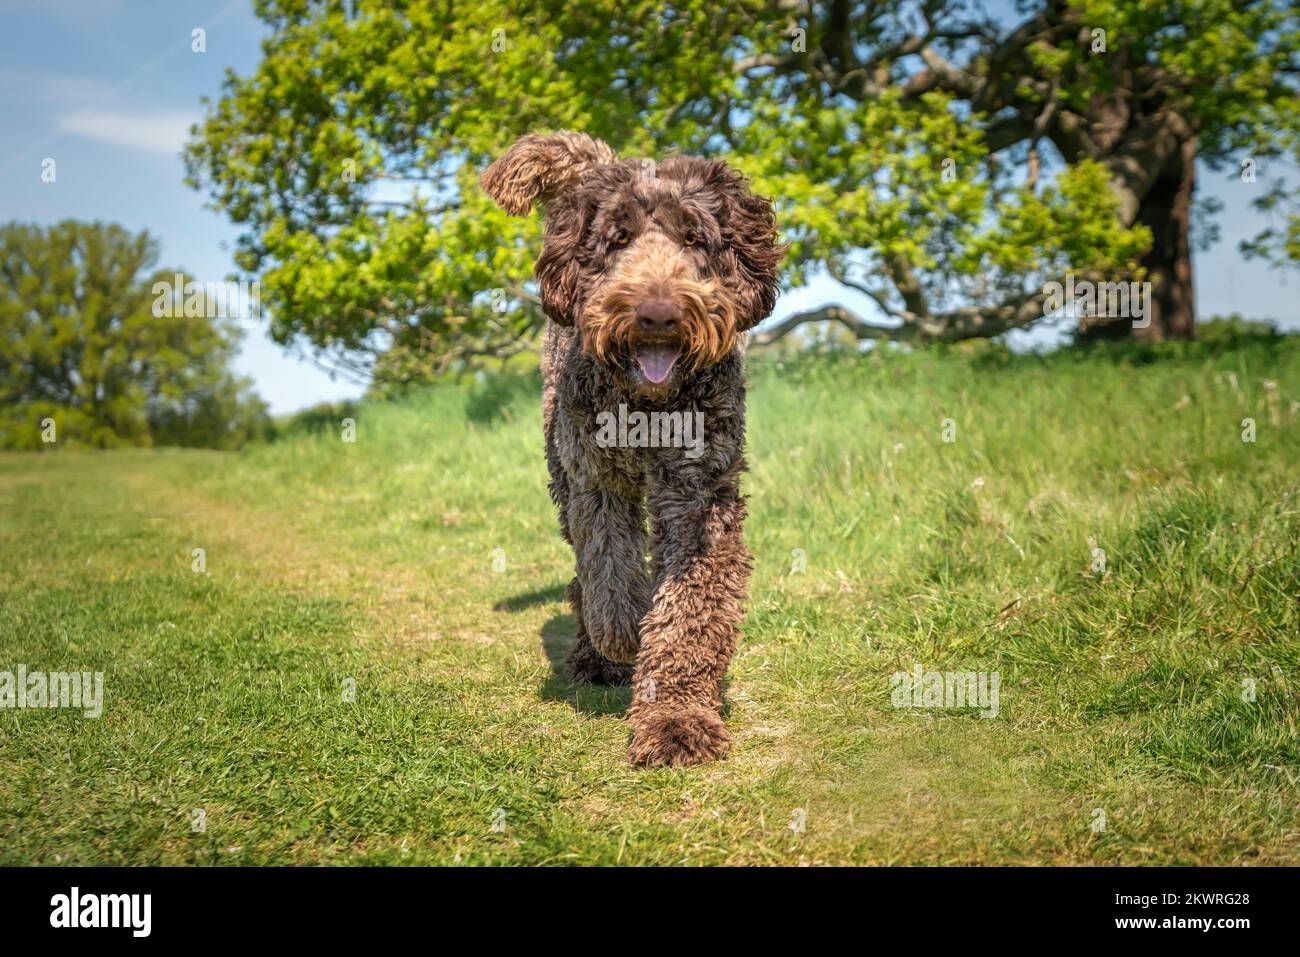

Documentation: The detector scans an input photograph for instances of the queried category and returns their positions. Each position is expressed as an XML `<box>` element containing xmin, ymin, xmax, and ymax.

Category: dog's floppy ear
<box><xmin>534</xmin><ymin>189</ymin><xmax>592</xmax><ymax>327</ymax></box>
<box><xmin>705</xmin><ymin>161</ymin><xmax>785</xmax><ymax>331</ymax></box>
<box><xmin>480</xmin><ymin>131</ymin><xmax>617</xmax><ymax>215</ymax></box>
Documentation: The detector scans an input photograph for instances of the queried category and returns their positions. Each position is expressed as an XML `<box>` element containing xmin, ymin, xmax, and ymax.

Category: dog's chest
<box><xmin>544</xmin><ymin>325</ymin><xmax>744</xmax><ymax>493</ymax></box>
<box><xmin>557</xmin><ymin>393</ymin><xmax>703</xmax><ymax>491</ymax></box>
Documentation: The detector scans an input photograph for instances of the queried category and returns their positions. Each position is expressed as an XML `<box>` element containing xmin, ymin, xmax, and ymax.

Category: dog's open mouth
<box><xmin>633</xmin><ymin>343</ymin><xmax>680</xmax><ymax>385</ymax></box>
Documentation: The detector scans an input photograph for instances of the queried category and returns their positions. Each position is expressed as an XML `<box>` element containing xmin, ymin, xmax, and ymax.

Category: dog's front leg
<box><xmin>567</xmin><ymin>486</ymin><xmax>650</xmax><ymax>664</ymax></box>
<box><xmin>628</xmin><ymin>485</ymin><xmax>750</xmax><ymax>766</ymax></box>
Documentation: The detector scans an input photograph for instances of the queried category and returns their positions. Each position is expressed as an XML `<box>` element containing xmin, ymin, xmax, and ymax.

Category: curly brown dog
<box><xmin>481</xmin><ymin>132</ymin><xmax>782</xmax><ymax>766</ymax></box>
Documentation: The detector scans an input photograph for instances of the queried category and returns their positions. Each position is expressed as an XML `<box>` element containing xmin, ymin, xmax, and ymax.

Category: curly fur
<box><xmin>482</xmin><ymin>131</ymin><xmax>783</xmax><ymax>766</ymax></box>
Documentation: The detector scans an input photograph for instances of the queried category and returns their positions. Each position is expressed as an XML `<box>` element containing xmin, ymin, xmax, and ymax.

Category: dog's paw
<box><xmin>564</xmin><ymin>641</ymin><xmax>634</xmax><ymax>686</ymax></box>
<box><xmin>628</xmin><ymin>705</ymin><xmax>731</xmax><ymax>767</ymax></box>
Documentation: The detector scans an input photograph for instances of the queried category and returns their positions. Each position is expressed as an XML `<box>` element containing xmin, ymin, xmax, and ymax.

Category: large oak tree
<box><xmin>186</xmin><ymin>1</ymin><xmax>1300</xmax><ymax>387</ymax></box>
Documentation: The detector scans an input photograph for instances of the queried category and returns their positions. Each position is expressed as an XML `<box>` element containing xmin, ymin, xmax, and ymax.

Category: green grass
<box><xmin>2</xmin><ymin>329</ymin><xmax>1298</xmax><ymax>864</ymax></box>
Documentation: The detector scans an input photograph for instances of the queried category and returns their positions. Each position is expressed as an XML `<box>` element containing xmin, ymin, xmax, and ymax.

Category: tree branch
<box><xmin>752</xmin><ymin>304</ymin><xmax>911</xmax><ymax>346</ymax></box>
<box><xmin>752</xmin><ymin>281</ymin><xmax>1067</xmax><ymax>348</ymax></box>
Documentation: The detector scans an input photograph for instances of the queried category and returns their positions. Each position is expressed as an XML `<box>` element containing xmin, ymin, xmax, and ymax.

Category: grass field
<box><xmin>2</xmin><ymin>325</ymin><xmax>1298</xmax><ymax>865</ymax></box>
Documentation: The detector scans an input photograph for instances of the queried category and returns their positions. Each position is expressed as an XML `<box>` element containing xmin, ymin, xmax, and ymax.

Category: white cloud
<box><xmin>56</xmin><ymin>109</ymin><xmax>197</xmax><ymax>156</ymax></box>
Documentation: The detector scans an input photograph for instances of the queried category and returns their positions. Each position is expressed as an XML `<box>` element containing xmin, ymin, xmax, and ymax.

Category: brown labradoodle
<box><xmin>481</xmin><ymin>132</ymin><xmax>783</xmax><ymax>766</ymax></box>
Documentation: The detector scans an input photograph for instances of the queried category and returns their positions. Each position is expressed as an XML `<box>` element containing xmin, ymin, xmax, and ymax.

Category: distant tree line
<box><xmin>0</xmin><ymin>220</ymin><xmax>269</xmax><ymax>450</ymax></box>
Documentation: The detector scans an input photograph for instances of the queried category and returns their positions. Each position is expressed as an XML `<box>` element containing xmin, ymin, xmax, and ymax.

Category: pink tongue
<box><xmin>635</xmin><ymin>344</ymin><xmax>679</xmax><ymax>384</ymax></box>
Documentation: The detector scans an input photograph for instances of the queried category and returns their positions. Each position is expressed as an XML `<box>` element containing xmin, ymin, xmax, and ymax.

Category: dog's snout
<box><xmin>635</xmin><ymin>299</ymin><xmax>682</xmax><ymax>332</ymax></box>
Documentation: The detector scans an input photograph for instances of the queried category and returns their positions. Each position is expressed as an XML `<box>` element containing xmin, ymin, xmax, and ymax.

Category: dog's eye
<box><xmin>682</xmin><ymin>232</ymin><xmax>697</xmax><ymax>247</ymax></box>
<box><xmin>614</xmin><ymin>232</ymin><xmax>629</xmax><ymax>247</ymax></box>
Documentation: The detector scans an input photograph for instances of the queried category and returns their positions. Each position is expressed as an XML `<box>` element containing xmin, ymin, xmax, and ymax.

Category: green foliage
<box><xmin>273</xmin><ymin>399</ymin><xmax>362</xmax><ymax>439</ymax></box>
<box><xmin>186</xmin><ymin>2</ymin><xmax>1299</xmax><ymax>374</ymax></box>
<box><xmin>737</xmin><ymin>92</ymin><xmax>1149</xmax><ymax>308</ymax></box>
<box><xmin>0</xmin><ymin>220</ymin><xmax>269</xmax><ymax>450</ymax></box>
<box><xmin>1038</xmin><ymin>0</ymin><xmax>1300</xmax><ymax>270</ymax></box>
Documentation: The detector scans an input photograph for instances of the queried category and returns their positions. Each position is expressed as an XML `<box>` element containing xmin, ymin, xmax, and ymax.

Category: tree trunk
<box><xmin>1080</xmin><ymin>138</ymin><xmax>1196</xmax><ymax>341</ymax></box>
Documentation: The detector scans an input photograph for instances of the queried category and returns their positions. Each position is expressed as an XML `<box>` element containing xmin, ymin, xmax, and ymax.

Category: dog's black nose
<box><xmin>635</xmin><ymin>299</ymin><xmax>682</xmax><ymax>332</ymax></box>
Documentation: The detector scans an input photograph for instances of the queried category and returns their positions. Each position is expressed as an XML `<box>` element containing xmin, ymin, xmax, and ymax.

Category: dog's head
<box><xmin>481</xmin><ymin>132</ymin><xmax>782</xmax><ymax>395</ymax></box>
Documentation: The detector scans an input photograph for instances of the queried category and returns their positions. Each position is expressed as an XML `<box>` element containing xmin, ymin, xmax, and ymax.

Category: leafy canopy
<box><xmin>185</xmin><ymin>1</ymin><xmax>1299</xmax><ymax>382</ymax></box>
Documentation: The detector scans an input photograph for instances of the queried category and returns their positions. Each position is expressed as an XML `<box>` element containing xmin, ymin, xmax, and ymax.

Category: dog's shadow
<box><xmin>538</xmin><ymin>614</ymin><xmax>730</xmax><ymax>719</ymax></box>
<box><xmin>492</xmin><ymin>582</ymin><xmax>566</xmax><ymax>613</ymax></box>
<box><xmin>538</xmin><ymin>613</ymin><xmax>633</xmax><ymax>716</ymax></box>
<box><xmin>496</xmin><ymin>584</ymin><xmax>632</xmax><ymax>717</ymax></box>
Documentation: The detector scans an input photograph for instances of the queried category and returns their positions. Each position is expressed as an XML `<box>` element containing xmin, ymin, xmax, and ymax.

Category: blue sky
<box><xmin>2</xmin><ymin>0</ymin><xmax>1295</xmax><ymax>414</ymax></box>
